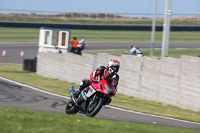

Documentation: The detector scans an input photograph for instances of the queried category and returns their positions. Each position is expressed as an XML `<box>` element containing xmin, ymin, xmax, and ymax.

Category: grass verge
<box><xmin>0</xmin><ymin>27</ymin><xmax>200</xmax><ymax>43</ymax></box>
<box><xmin>0</xmin><ymin>63</ymin><xmax>200</xmax><ymax>123</ymax></box>
<box><xmin>83</xmin><ymin>48</ymin><xmax>200</xmax><ymax>58</ymax></box>
<box><xmin>1</xmin><ymin>107</ymin><xmax>199</xmax><ymax>133</ymax></box>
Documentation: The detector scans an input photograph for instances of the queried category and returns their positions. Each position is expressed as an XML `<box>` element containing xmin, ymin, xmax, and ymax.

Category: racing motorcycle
<box><xmin>65</xmin><ymin>76</ymin><xmax>116</xmax><ymax>117</ymax></box>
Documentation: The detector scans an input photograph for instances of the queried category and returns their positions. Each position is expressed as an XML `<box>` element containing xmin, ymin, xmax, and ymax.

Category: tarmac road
<box><xmin>0</xmin><ymin>77</ymin><xmax>200</xmax><ymax>130</ymax></box>
<box><xmin>0</xmin><ymin>42</ymin><xmax>199</xmax><ymax>64</ymax></box>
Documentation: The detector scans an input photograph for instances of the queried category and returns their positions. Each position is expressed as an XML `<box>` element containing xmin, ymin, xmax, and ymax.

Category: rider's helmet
<box><xmin>108</xmin><ymin>59</ymin><xmax>120</xmax><ymax>74</ymax></box>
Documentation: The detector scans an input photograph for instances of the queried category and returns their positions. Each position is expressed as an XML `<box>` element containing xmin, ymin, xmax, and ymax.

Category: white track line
<box><xmin>0</xmin><ymin>77</ymin><xmax>69</xmax><ymax>100</ymax></box>
<box><xmin>0</xmin><ymin>76</ymin><xmax>200</xmax><ymax>125</ymax></box>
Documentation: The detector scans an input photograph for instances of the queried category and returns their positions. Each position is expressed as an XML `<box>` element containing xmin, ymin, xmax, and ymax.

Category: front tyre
<box><xmin>86</xmin><ymin>95</ymin><xmax>104</xmax><ymax>117</ymax></box>
<box><xmin>65</xmin><ymin>100</ymin><xmax>77</xmax><ymax>115</ymax></box>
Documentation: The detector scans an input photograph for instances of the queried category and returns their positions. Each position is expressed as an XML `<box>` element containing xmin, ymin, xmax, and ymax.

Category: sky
<box><xmin>0</xmin><ymin>0</ymin><xmax>199</xmax><ymax>17</ymax></box>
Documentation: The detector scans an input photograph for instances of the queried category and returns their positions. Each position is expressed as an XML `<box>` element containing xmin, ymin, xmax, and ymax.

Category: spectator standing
<box><xmin>125</xmin><ymin>45</ymin><xmax>144</xmax><ymax>57</ymax></box>
<box><xmin>70</xmin><ymin>37</ymin><xmax>79</xmax><ymax>53</ymax></box>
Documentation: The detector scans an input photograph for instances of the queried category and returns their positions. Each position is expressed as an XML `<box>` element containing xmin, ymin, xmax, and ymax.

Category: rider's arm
<box><xmin>128</xmin><ymin>47</ymin><xmax>136</xmax><ymax>55</ymax></box>
<box><xmin>91</xmin><ymin>66</ymin><xmax>106</xmax><ymax>78</ymax></box>
<box><xmin>128</xmin><ymin>51</ymin><xmax>135</xmax><ymax>55</ymax></box>
<box><xmin>112</xmin><ymin>75</ymin><xmax>119</xmax><ymax>96</ymax></box>
<box><xmin>90</xmin><ymin>66</ymin><xmax>106</xmax><ymax>82</ymax></box>
<box><xmin>113</xmin><ymin>74</ymin><xmax>119</xmax><ymax>87</ymax></box>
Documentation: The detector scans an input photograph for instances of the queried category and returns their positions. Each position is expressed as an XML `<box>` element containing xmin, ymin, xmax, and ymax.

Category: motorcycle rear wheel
<box><xmin>86</xmin><ymin>95</ymin><xmax>104</xmax><ymax>117</ymax></box>
<box><xmin>65</xmin><ymin>100</ymin><xmax>77</xmax><ymax>115</ymax></box>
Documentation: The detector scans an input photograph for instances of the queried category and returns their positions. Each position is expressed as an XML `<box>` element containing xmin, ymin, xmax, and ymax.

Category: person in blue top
<box><xmin>125</xmin><ymin>45</ymin><xmax>144</xmax><ymax>57</ymax></box>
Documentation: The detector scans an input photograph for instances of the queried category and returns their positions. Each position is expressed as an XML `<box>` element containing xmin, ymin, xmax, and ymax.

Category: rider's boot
<box><xmin>70</xmin><ymin>86</ymin><xmax>77</xmax><ymax>102</ymax></box>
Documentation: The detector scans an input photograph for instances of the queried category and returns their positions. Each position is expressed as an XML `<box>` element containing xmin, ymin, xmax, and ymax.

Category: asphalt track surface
<box><xmin>0</xmin><ymin>77</ymin><xmax>200</xmax><ymax>130</ymax></box>
<box><xmin>0</xmin><ymin>42</ymin><xmax>200</xmax><ymax>64</ymax></box>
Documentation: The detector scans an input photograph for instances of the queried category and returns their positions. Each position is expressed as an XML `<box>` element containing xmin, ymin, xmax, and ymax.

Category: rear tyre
<box><xmin>65</xmin><ymin>101</ymin><xmax>77</xmax><ymax>115</ymax></box>
<box><xmin>86</xmin><ymin>95</ymin><xmax>104</xmax><ymax>117</ymax></box>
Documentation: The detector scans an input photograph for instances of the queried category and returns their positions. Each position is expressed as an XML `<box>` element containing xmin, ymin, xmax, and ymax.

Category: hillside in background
<box><xmin>0</xmin><ymin>13</ymin><xmax>199</xmax><ymax>25</ymax></box>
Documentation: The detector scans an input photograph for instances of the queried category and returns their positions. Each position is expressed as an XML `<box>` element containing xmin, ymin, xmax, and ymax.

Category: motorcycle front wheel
<box><xmin>86</xmin><ymin>94</ymin><xmax>104</xmax><ymax>117</ymax></box>
<box><xmin>65</xmin><ymin>100</ymin><xmax>77</xmax><ymax>115</ymax></box>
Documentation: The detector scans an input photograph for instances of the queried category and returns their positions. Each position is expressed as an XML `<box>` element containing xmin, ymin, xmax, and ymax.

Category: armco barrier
<box><xmin>1</xmin><ymin>22</ymin><xmax>200</xmax><ymax>31</ymax></box>
<box><xmin>37</xmin><ymin>52</ymin><xmax>200</xmax><ymax>111</ymax></box>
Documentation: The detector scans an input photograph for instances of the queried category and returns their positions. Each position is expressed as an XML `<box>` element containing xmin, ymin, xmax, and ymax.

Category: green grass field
<box><xmin>0</xmin><ymin>27</ymin><xmax>200</xmax><ymax>43</ymax></box>
<box><xmin>1</xmin><ymin>107</ymin><xmax>199</xmax><ymax>133</ymax></box>
<box><xmin>84</xmin><ymin>48</ymin><xmax>200</xmax><ymax>58</ymax></box>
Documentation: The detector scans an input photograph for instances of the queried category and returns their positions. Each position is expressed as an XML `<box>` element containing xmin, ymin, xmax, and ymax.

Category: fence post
<box><xmin>93</xmin><ymin>55</ymin><xmax>98</xmax><ymax>71</ymax></box>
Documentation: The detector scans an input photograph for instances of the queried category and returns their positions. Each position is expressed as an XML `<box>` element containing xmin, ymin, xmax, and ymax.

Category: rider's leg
<box><xmin>77</xmin><ymin>86</ymin><xmax>92</xmax><ymax>105</ymax></box>
<box><xmin>74</xmin><ymin>78</ymin><xmax>91</xmax><ymax>98</ymax></box>
<box><xmin>79</xmin><ymin>78</ymin><xmax>91</xmax><ymax>91</ymax></box>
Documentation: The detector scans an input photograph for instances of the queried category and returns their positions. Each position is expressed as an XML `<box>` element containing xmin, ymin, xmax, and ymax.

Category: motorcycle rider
<box><xmin>72</xmin><ymin>59</ymin><xmax>120</xmax><ymax>105</ymax></box>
